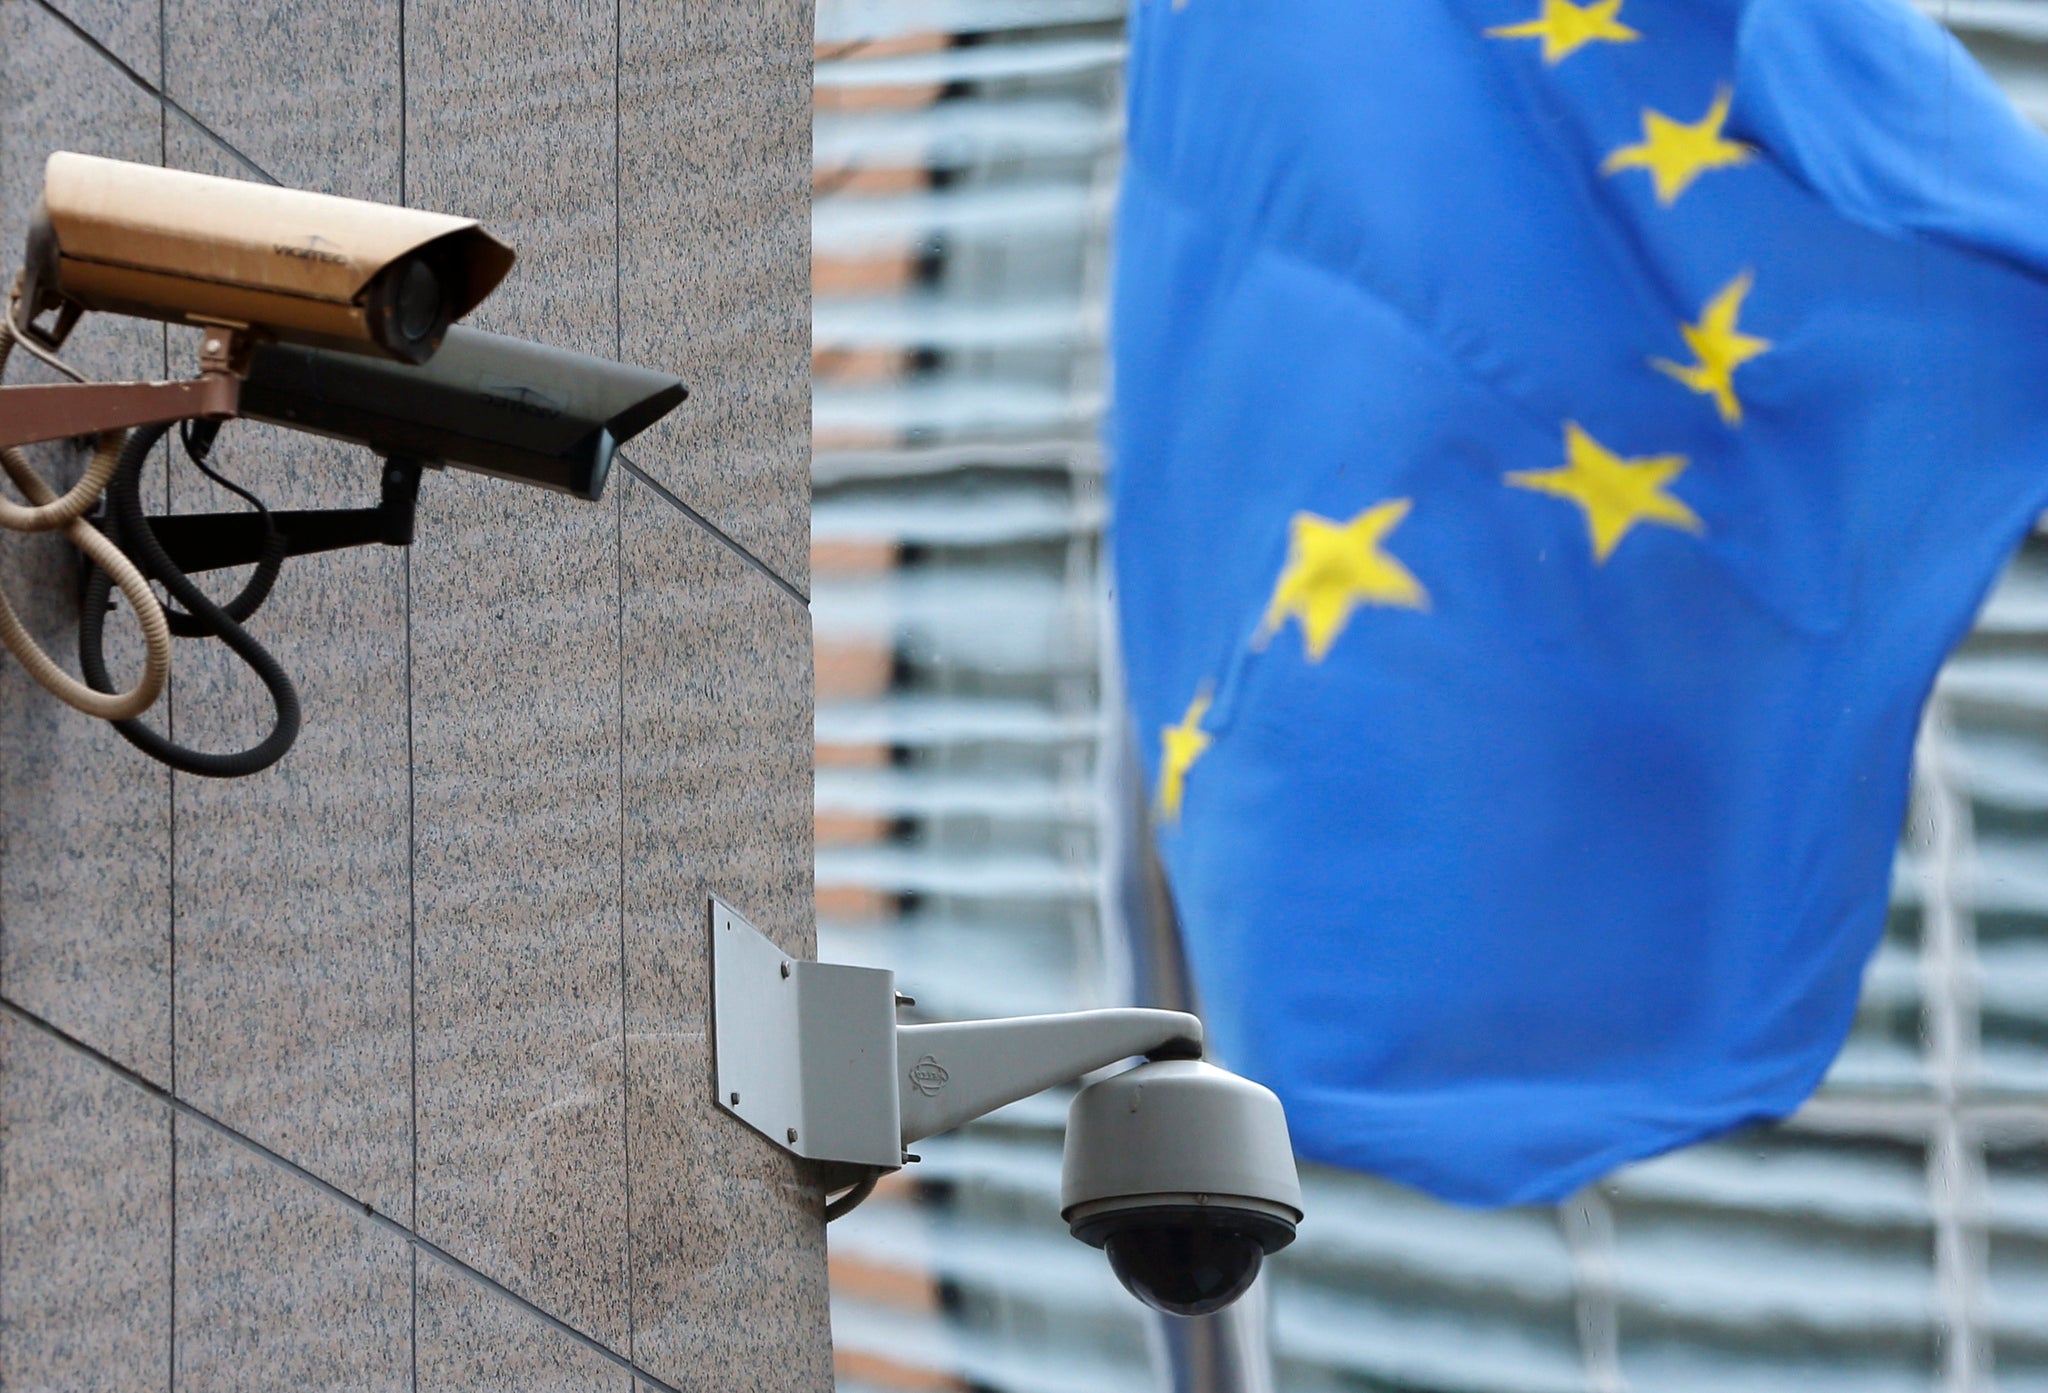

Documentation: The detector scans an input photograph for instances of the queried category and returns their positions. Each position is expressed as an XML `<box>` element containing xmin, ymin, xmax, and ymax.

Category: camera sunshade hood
<box><xmin>23</xmin><ymin>152</ymin><xmax>514</xmax><ymax>362</ymax></box>
<box><xmin>238</xmin><ymin>325</ymin><xmax>688</xmax><ymax>500</ymax></box>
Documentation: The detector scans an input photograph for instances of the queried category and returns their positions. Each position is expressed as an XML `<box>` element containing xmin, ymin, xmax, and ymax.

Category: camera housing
<box><xmin>1062</xmin><ymin>1059</ymin><xmax>1303</xmax><ymax>1316</ymax></box>
<box><xmin>19</xmin><ymin>152</ymin><xmax>513</xmax><ymax>364</ymax></box>
<box><xmin>237</xmin><ymin>326</ymin><xmax>687</xmax><ymax>500</ymax></box>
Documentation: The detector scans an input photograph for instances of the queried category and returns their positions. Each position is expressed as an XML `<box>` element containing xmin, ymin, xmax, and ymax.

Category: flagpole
<box><xmin>1112</xmin><ymin>708</ymin><xmax>1281</xmax><ymax>1393</ymax></box>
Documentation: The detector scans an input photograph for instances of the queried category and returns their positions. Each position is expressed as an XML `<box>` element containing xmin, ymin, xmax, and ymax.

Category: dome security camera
<box><xmin>706</xmin><ymin>897</ymin><xmax>1304</xmax><ymax>1318</ymax></box>
<box><xmin>1062</xmin><ymin>1060</ymin><xmax>1302</xmax><ymax>1316</ymax></box>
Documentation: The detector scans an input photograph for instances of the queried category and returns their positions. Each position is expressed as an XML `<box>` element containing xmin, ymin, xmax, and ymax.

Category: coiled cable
<box><xmin>0</xmin><ymin>440</ymin><xmax>170</xmax><ymax>720</ymax></box>
<box><xmin>78</xmin><ymin>421</ymin><xmax>300</xmax><ymax>777</ymax></box>
<box><xmin>0</xmin><ymin>317</ymin><xmax>171</xmax><ymax>720</ymax></box>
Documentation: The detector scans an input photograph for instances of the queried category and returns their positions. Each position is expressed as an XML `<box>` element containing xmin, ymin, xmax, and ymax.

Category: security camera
<box><xmin>706</xmin><ymin>898</ymin><xmax>1303</xmax><ymax>1316</ymax></box>
<box><xmin>17</xmin><ymin>151</ymin><xmax>512</xmax><ymax>364</ymax></box>
<box><xmin>1062</xmin><ymin>1059</ymin><xmax>1301</xmax><ymax>1316</ymax></box>
<box><xmin>237</xmin><ymin>325</ymin><xmax>687</xmax><ymax>501</ymax></box>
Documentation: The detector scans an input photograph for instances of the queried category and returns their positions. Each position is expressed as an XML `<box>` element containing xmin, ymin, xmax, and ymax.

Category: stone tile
<box><xmin>174</xmin><ymin>1123</ymin><xmax>410</xmax><ymax>1391</ymax></box>
<box><xmin>151</xmin><ymin>29</ymin><xmax>413</xmax><ymax>1224</ymax></box>
<box><xmin>156</xmin><ymin>493</ymin><xmax>415</xmax><ymax>1216</ymax></box>
<box><xmin>619</xmin><ymin>0</ymin><xmax>812</xmax><ymax>592</ymax></box>
<box><xmin>620</xmin><ymin>476</ymin><xmax>829</xmax><ymax>1391</ymax></box>
<box><xmin>405</xmin><ymin>0</ymin><xmax>618</xmax><ymax>354</ymax></box>
<box><xmin>416</xmin><ymin>1259</ymin><xmax>631</xmax><ymax>1391</ymax></box>
<box><xmin>407</xmin><ymin>492</ymin><xmax>630</xmax><ymax>1329</ymax></box>
<box><xmin>0</xmin><ymin>1014</ymin><xmax>173</xmax><ymax>1389</ymax></box>
<box><xmin>406</xmin><ymin>0</ymin><xmax>629</xmax><ymax>1344</ymax></box>
<box><xmin>0</xmin><ymin>0</ymin><xmax>175</xmax><ymax>1085</ymax></box>
<box><xmin>163</xmin><ymin>0</ymin><xmax>400</xmax><ymax>193</ymax></box>
<box><xmin>37</xmin><ymin>0</ymin><xmax>160</xmax><ymax>81</ymax></box>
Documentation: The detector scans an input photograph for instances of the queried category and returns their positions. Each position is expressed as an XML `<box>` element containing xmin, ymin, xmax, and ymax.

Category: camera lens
<box><xmin>1102</xmin><ymin>1221</ymin><xmax>1266</xmax><ymax>1317</ymax></box>
<box><xmin>395</xmin><ymin>258</ymin><xmax>444</xmax><ymax>343</ymax></box>
<box><xmin>364</xmin><ymin>253</ymin><xmax>457</xmax><ymax>362</ymax></box>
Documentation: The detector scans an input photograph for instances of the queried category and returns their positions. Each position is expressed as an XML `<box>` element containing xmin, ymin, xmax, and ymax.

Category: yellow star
<box><xmin>1602</xmin><ymin>86</ymin><xmax>1752</xmax><ymax>206</ymax></box>
<box><xmin>1156</xmin><ymin>690</ymin><xmax>1213</xmax><ymax>824</ymax></box>
<box><xmin>1652</xmin><ymin>270</ymin><xmax>1771</xmax><ymax>426</ymax></box>
<box><xmin>1259</xmin><ymin>500</ymin><xmax>1429</xmax><ymax>663</ymax></box>
<box><xmin>1508</xmin><ymin>423</ymin><xmax>1702</xmax><ymax>564</ymax></box>
<box><xmin>1486</xmin><ymin>0</ymin><xmax>1640</xmax><ymax>64</ymax></box>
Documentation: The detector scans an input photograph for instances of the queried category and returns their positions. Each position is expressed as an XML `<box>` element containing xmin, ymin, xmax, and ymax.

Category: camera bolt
<box><xmin>786</xmin><ymin>1127</ymin><xmax>799</xmax><ymax>1144</ymax></box>
<box><xmin>729</xmin><ymin>1092</ymin><xmax>740</xmax><ymax>1105</ymax></box>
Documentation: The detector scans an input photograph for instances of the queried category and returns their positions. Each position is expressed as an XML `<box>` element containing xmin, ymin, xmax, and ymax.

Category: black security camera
<box><xmin>238</xmin><ymin>325</ymin><xmax>686</xmax><ymax>501</ymax></box>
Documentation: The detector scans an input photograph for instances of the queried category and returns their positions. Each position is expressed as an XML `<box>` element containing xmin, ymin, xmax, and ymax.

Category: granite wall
<box><xmin>0</xmin><ymin>0</ymin><xmax>824</xmax><ymax>1387</ymax></box>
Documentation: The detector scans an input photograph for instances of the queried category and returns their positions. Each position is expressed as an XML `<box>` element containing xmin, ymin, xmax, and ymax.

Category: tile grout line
<box><xmin>32</xmin><ymin>0</ymin><xmax>812</xmax><ymax>617</ymax></box>
<box><xmin>1</xmin><ymin>12</ymin><xmax>9</xmax><ymax>1370</ymax></box>
<box><xmin>613</xmin><ymin>1</ymin><xmax>638</xmax><ymax>1376</ymax></box>
<box><xmin>28</xmin><ymin>0</ymin><xmax>274</xmax><ymax>186</ymax></box>
<box><xmin>0</xmin><ymin>995</ymin><xmax>690</xmax><ymax>1393</ymax></box>
<box><xmin>398</xmin><ymin>2</ymin><xmax>420</xmax><ymax>1383</ymax></box>
<box><xmin>0</xmin><ymin>8</ymin><xmax>8</xmax><ymax>1368</ymax></box>
<box><xmin>617</xmin><ymin>455</ymin><xmax>809</xmax><ymax>608</ymax></box>
<box><xmin>156</xmin><ymin>7</ymin><xmax>175</xmax><ymax>1387</ymax></box>
<box><xmin>402</xmin><ymin>299</ymin><xmax>421</xmax><ymax>1393</ymax></box>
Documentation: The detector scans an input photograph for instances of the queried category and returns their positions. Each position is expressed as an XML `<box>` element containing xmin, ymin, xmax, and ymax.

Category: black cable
<box><xmin>78</xmin><ymin>421</ymin><xmax>300</xmax><ymax>778</ymax></box>
<box><xmin>152</xmin><ymin>418</ymin><xmax>287</xmax><ymax>636</ymax></box>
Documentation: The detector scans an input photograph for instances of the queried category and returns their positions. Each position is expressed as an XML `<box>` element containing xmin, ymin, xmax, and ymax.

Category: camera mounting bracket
<box><xmin>709</xmin><ymin>897</ymin><xmax>1203</xmax><ymax>1170</ymax></box>
<box><xmin>0</xmin><ymin>322</ymin><xmax>244</xmax><ymax>450</ymax></box>
<box><xmin>136</xmin><ymin>453</ymin><xmax>425</xmax><ymax>576</ymax></box>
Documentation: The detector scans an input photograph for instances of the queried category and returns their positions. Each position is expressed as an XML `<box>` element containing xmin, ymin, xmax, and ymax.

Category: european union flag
<box><xmin>1114</xmin><ymin>0</ymin><xmax>2048</xmax><ymax>1206</ymax></box>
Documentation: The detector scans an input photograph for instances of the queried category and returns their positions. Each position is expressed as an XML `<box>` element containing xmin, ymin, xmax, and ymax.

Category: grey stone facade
<box><xmin>0</xmin><ymin>0</ymin><xmax>824</xmax><ymax>1387</ymax></box>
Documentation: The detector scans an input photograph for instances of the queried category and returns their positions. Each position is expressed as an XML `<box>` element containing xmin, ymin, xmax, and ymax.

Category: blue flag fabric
<box><xmin>1113</xmin><ymin>0</ymin><xmax>2048</xmax><ymax>1207</ymax></box>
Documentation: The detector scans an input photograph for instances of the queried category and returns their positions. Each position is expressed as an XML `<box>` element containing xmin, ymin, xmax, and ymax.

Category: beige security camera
<box><xmin>17</xmin><ymin>152</ymin><xmax>513</xmax><ymax>365</ymax></box>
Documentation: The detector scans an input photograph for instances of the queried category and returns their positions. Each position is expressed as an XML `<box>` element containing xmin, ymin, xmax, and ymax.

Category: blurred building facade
<box><xmin>812</xmin><ymin>4</ymin><xmax>2048</xmax><ymax>1391</ymax></box>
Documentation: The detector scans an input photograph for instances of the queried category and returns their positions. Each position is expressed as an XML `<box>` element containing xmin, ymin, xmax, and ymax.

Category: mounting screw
<box><xmin>780</xmin><ymin>961</ymin><xmax>791</xmax><ymax>979</ymax></box>
<box><xmin>902</xmin><ymin>1152</ymin><xmax>921</xmax><ymax>1164</ymax></box>
<box><xmin>729</xmin><ymin>1092</ymin><xmax>740</xmax><ymax>1105</ymax></box>
<box><xmin>204</xmin><ymin>337</ymin><xmax>221</xmax><ymax>352</ymax></box>
<box><xmin>895</xmin><ymin>992</ymin><xmax>916</xmax><ymax>1008</ymax></box>
<box><xmin>786</xmin><ymin>1127</ymin><xmax>799</xmax><ymax>1144</ymax></box>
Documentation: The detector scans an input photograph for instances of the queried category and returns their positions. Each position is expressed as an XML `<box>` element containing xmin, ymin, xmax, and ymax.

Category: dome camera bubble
<box><xmin>1103</xmin><ymin>1220</ymin><xmax>1266</xmax><ymax>1317</ymax></box>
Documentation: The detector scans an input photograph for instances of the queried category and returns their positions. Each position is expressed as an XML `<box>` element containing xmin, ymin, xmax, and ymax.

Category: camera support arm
<box><xmin>0</xmin><ymin>374</ymin><xmax>239</xmax><ymax>450</ymax></box>
<box><xmin>0</xmin><ymin>325</ymin><xmax>243</xmax><ymax>450</ymax></box>
<box><xmin>708</xmin><ymin>897</ymin><xmax>1202</xmax><ymax>1172</ymax></box>
<box><xmin>897</xmin><ymin>1011</ymin><xmax>1202</xmax><ymax>1147</ymax></box>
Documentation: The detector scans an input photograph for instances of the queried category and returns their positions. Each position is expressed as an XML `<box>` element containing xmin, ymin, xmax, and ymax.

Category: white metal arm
<box><xmin>708</xmin><ymin>897</ymin><xmax>1202</xmax><ymax>1171</ymax></box>
<box><xmin>897</xmin><ymin>1009</ymin><xmax>1202</xmax><ymax>1146</ymax></box>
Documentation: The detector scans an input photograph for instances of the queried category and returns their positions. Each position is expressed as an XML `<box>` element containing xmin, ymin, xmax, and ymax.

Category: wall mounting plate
<box><xmin>709</xmin><ymin>896</ymin><xmax>901</xmax><ymax>1169</ymax></box>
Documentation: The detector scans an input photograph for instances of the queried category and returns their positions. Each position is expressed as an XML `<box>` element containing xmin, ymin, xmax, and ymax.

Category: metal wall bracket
<box><xmin>710</xmin><ymin>896</ymin><xmax>902</xmax><ymax>1170</ymax></box>
<box><xmin>140</xmin><ymin>454</ymin><xmax>423</xmax><ymax>575</ymax></box>
<box><xmin>709</xmin><ymin>896</ymin><xmax>1204</xmax><ymax>1171</ymax></box>
<box><xmin>0</xmin><ymin>373</ymin><xmax>240</xmax><ymax>450</ymax></box>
